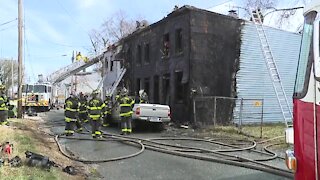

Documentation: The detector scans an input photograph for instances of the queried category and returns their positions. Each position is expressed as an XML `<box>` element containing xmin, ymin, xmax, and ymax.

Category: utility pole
<box><xmin>17</xmin><ymin>0</ymin><xmax>23</xmax><ymax>118</ymax></box>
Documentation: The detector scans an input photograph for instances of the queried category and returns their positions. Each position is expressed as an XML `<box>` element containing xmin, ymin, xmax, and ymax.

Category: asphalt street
<box><xmin>41</xmin><ymin>110</ymin><xmax>292</xmax><ymax>180</ymax></box>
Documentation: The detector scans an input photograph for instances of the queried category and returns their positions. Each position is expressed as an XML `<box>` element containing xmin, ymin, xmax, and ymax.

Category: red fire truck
<box><xmin>285</xmin><ymin>1</ymin><xmax>320</xmax><ymax>179</ymax></box>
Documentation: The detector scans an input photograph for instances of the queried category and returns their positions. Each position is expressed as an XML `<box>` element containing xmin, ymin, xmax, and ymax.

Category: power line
<box><xmin>0</xmin><ymin>18</ymin><xmax>18</xmax><ymax>27</ymax></box>
<box><xmin>0</xmin><ymin>24</ymin><xmax>16</xmax><ymax>31</ymax></box>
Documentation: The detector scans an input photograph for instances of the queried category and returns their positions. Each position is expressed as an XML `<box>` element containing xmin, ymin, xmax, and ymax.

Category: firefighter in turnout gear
<box><xmin>138</xmin><ymin>90</ymin><xmax>149</xmax><ymax>104</ymax></box>
<box><xmin>78</xmin><ymin>92</ymin><xmax>89</xmax><ymax>123</ymax></box>
<box><xmin>0</xmin><ymin>85</ymin><xmax>9</xmax><ymax>126</ymax></box>
<box><xmin>87</xmin><ymin>90</ymin><xmax>105</xmax><ymax>138</ymax></box>
<box><xmin>118</xmin><ymin>88</ymin><xmax>134</xmax><ymax>135</ymax></box>
<box><xmin>102</xmin><ymin>95</ymin><xmax>112</xmax><ymax>127</ymax></box>
<box><xmin>64</xmin><ymin>92</ymin><xmax>82</xmax><ymax>136</ymax></box>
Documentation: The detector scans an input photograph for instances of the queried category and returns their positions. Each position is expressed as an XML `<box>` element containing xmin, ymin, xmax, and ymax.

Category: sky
<box><xmin>0</xmin><ymin>0</ymin><xmax>306</xmax><ymax>83</ymax></box>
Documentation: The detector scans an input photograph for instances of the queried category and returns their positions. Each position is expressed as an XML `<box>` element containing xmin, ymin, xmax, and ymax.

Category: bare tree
<box><xmin>0</xmin><ymin>59</ymin><xmax>19</xmax><ymax>94</ymax></box>
<box><xmin>242</xmin><ymin>0</ymin><xmax>278</xmax><ymax>14</ymax></box>
<box><xmin>241</xmin><ymin>0</ymin><xmax>304</xmax><ymax>31</ymax></box>
<box><xmin>244</xmin><ymin>0</ymin><xmax>278</xmax><ymax>10</ymax></box>
<box><xmin>88</xmin><ymin>10</ymin><xmax>138</xmax><ymax>55</ymax></box>
<box><xmin>88</xmin><ymin>10</ymin><xmax>139</xmax><ymax>74</ymax></box>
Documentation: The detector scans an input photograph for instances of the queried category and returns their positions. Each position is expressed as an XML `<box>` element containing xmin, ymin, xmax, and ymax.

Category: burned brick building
<box><xmin>104</xmin><ymin>5</ymin><xmax>301</xmax><ymax>125</ymax></box>
<box><xmin>117</xmin><ymin>6</ymin><xmax>242</xmax><ymax>124</ymax></box>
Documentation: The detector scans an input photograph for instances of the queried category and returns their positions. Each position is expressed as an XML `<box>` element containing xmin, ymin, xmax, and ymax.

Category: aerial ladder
<box><xmin>47</xmin><ymin>53</ymin><xmax>104</xmax><ymax>85</ymax></box>
<box><xmin>250</xmin><ymin>9</ymin><xmax>293</xmax><ymax>127</ymax></box>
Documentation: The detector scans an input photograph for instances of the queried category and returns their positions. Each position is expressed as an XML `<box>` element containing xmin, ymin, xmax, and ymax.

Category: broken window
<box><xmin>162</xmin><ymin>33</ymin><xmax>170</xmax><ymax>58</ymax></box>
<box><xmin>137</xmin><ymin>45</ymin><xmax>142</xmax><ymax>65</ymax></box>
<box><xmin>154</xmin><ymin>75</ymin><xmax>159</xmax><ymax>103</ymax></box>
<box><xmin>144</xmin><ymin>43</ymin><xmax>150</xmax><ymax>63</ymax></box>
<box><xmin>175</xmin><ymin>71</ymin><xmax>186</xmax><ymax>103</ymax></box>
<box><xmin>125</xmin><ymin>48</ymin><xmax>131</xmax><ymax>68</ymax></box>
<box><xmin>144</xmin><ymin>78</ymin><xmax>150</xmax><ymax>96</ymax></box>
<box><xmin>175</xmin><ymin>29</ymin><xmax>183</xmax><ymax>53</ymax></box>
<box><xmin>162</xmin><ymin>74</ymin><xmax>170</xmax><ymax>104</ymax></box>
<box><xmin>136</xmin><ymin>78</ymin><xmax>141</xmax><ymax>95</ymax></box>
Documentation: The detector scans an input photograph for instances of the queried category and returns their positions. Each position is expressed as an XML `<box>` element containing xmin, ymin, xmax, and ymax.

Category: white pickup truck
<box><xmin>132</xmin><ymin>104</ymin><xmax>171</xmax><ymax>123</ymax></box>
<box><xmin>111</xmin><ymin>102</ymin><xmax>171</xmax><ymax>128</ymax></box>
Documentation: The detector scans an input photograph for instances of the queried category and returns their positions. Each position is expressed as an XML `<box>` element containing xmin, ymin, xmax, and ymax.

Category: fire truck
<box><xmin>285</xmin><ymin>1</ymin><xmax>320</xmax><ymax>179</ymax></box>
<box><xmin>22</xmin><ymin>83</ymin><xmax>53</xmax><ymax>112</ymax></box>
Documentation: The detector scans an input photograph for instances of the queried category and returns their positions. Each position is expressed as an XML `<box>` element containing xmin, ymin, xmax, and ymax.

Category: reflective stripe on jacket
<box><xmin>64</xmin><ymin>97</ymin><xmax>79</xmax><ymax>119</ymax></box>
<box><xmin>79</xmin><ymin>98</ymin><xmax>87</xmax><ymax>113</ymax></box>
<box><xmin>103</xmin><ymin>100</ymin><xmax>112</xmax><ymax>115</ymax></box>
<box><xmin>119</xmin><ymin>96</ymin><xmax>134</xmax><ymax>117</ymax></box>
<box><xmin>0</xmin><ymin>96</ymin><xmax>8</xmax><ymax>111</ymax></box>
<box><xmin>87</xmin><ymin>98</ymin><xmax>105</xmax><ymax>119</ymax></box>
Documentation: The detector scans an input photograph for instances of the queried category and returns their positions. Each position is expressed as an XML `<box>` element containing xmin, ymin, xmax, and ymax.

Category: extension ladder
<box><xmin>250</xmin><ymin>9</ymin><xmax>292</xmax><ymax>127</ymax></box>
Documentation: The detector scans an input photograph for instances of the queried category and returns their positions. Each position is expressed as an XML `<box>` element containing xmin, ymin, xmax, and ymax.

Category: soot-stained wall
<box><xmin>120</xmin><ymin>6</ymin><xmax>242</xmax><ymax>125</ymax></box>
<box><xmin>189</xmin><ymin>9</ymin><xmax>243</xmax><ymax>124</ymax></box>
<box><xmin>121</xmin><ymin>7</ymin><xmax>191</xmax><ymax>123</ymax></box>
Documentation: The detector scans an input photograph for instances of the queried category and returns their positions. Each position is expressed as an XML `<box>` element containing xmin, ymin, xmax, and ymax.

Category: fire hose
<box><xmin>52</xmin><ymin>125</ymin><xmax>293</xmax><ymax>178</ymax></box>
<box><xmin>37</xmin><ymin>122</ymin><xmax>293</xmax><ymax>178</ymax></box>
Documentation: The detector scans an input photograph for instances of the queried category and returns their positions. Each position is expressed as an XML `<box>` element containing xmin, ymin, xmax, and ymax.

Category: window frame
<box><xmin>175</xmin><ymin>28</ymin><xmax>183</xmax><ymax>54</ymax></box>
<box><xmin>294</xmin><ymin>11</ymin><xmax>317</xmax><ymax>99</ymax></box>
<box><xmin>144</xmin><ymin>43</ymin><xmax>150</xmax><ymax>64</ymax></box>
<box><xmin>137</xmin><ymin>44</ymin><xmax>142</xmax><ymax>66</ymax></box>
<box><xmin>162</xmin><ymin>33</ymin><xmax>170</xmax><ymax>58</ymax></box>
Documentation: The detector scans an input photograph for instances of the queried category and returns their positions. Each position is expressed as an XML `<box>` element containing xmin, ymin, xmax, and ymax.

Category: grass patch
<box><xmin>0</xmin><ymin>166</ymin><xmax>63</xmax><ymax>180</ymax></box>
<box><xmin>0</xmin><ymin>119</ymin><xmax>83</xmax><ymax>180</ymax></box>
<box><xmin>13</xmin><ymin>134</ymin><xmax>36</xmax><ymax>153</ymax></box>
<box><xmin>241</xmin><ymin>123</ymin><xmax>286</xmax><ymax>139</ymax></box>
<box><xmin>201</xmin><ymin>123</ymin><xmax>286</xmax><ymax>140</ymax></box>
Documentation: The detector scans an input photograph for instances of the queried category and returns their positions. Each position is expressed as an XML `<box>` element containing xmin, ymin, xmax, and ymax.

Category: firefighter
<box><xmin>0</xmin><ymin>85</ymin><xmax>8</xmax><ymax>126</ymax></box>
<box><xmin>102</xmin><ymin>95</ymin><xmax>112</xmax><ymax>127</ymax></box>
<box><xmin>138</xmin><ymin>90</ymin><xmax>149</xmax><ymax>104</ymax></box>
<box><xmin>118</xmin><ymin>88</ymin><xmax>134</xmax><ymax>135</ymax></box>
<box><xmin>87</xmin><ymin>90</ymin><xmax>105</xmax><ymax>138</ymax></box>
<box><xmin>78</xmin><ymin>92</ymin><xmax>88</xmax><ymax>123</ymax></box>
<box><xmin>64</xmin><ymin>92</ymin><xmax>82</xmax><ymax>136</ymax></box>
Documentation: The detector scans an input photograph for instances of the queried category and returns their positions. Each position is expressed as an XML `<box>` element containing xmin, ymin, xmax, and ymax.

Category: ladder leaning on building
<box><xmin>250</xmin><ymin>8</ymin><xmax>293</xmax><ymax>127</ymax></box>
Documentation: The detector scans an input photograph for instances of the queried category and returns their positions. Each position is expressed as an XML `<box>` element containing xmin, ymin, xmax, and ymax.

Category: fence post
<box><xmin>260</xmin><ymin>99</ymin><xmax>264</xmax><ymax>138</ymax></box>
<box><xmin>239</xmin><ymin>98</ymin><xmax>243</xmax><ymax>132</ymax></box>
<box><xmin>213</xmin><ymin>97</ymin><xmax>217</xmax><ymax>126</ymax></box>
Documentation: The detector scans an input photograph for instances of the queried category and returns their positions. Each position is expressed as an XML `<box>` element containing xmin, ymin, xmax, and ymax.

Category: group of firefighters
<box><xmin>64</xmin><ymin>88</ymin><xmax>148</xmax><ymax>138</ymax></box>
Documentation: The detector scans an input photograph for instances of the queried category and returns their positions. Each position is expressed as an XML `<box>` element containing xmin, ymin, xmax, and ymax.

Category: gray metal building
<box><xmin>236</xmin><ymin>22</ymin><xmax>301</xmax><ymax>124</ymax></box>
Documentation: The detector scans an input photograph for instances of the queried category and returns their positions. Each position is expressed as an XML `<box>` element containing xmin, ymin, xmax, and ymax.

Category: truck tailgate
<box><xmin>135</xmin><ymin>104</ymin><xmax>169</xmax><ymax>118</ymax></box>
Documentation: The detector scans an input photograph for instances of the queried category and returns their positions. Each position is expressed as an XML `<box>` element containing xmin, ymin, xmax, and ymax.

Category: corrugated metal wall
<box><xmin>236</xmin><ymin>22</ymin><xmax>301</xmax><ymax>123</ymax></box>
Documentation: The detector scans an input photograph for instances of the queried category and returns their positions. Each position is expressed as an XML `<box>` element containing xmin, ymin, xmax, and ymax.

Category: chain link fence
<box><xmin>193</xmin><ymin>96</ymin><xmax>264</xmax><ymax>137</ymax></box>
